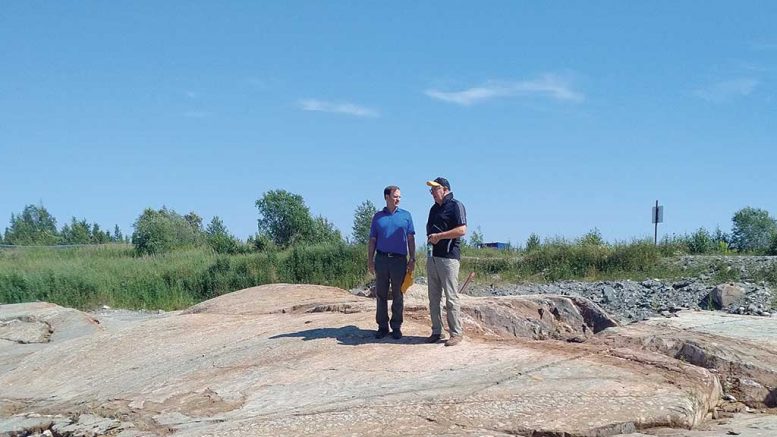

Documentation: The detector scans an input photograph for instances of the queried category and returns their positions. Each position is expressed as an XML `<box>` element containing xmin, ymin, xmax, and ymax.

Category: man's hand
<box><xmin>428</xmin><ymin>233</ymin><xmax>442</xmax><ymax>245</ymax></box>
<box><xmin>407</xmin><ymin>258</ymin><xmax>415</xmax><ymax>273</ymax></box>
<box><xmin>368</xmin><ymin>260</ymin><xmax>375</xmax><ymax>275</ymax></box>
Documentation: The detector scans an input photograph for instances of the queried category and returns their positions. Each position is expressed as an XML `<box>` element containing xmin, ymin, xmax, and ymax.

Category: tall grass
<box><xmin>2</xmin><ymin>237</ymin><xmax>772</xmax><ymax>311</ymax></box>
<box><xmin>459</xmin><ymin>239</ymin><xmax>671</xmax><ymax>282</ymax></box>
<box><xmin>0</xmin><ymin>243</ymin><xmax>368</xmax><ymax>311</ymax></box>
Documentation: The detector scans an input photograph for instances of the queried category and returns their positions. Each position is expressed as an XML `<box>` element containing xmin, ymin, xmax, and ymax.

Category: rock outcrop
<box><xmin>0</xmin><ymin>284</ymin><xmax>752</xmax><ymax>436</ymax></box>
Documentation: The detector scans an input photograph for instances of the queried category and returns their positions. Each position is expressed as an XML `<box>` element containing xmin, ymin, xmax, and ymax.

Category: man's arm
<box><xmin>368</xmin><ymin>237</ymin><xmax>377</xmax><ymax>275</ymax></box>
<box><xmin>407</xmin><ymin>234</ymin><xmax>416</xmax><ymax>272</ymax></box>
<box><xmin>428</xmin><ymin>225</ymin><xmax>466</xmax><ymax>245</ymax></box>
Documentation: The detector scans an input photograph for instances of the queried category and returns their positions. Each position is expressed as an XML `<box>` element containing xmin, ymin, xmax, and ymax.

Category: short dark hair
<box><xmin>384</xmin><ymin>185</ymin><xmax>400</xmax><ymax>197</ymax></box>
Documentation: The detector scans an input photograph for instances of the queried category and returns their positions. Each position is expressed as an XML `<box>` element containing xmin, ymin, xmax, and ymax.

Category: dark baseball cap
<box><xmin>426</xmin><ymin>177</ymin><xmax>450</xmax><ymax>190</ymax></box>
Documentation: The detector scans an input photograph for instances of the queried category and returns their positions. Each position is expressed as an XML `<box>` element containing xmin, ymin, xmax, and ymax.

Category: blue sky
<box><xmin>2</xmin><ymin>2</ymin><xmax>776</xmax><ymax>245</ymax></box>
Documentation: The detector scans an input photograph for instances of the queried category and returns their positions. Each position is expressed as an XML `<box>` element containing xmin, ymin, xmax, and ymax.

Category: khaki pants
<box><xmin>426</xmin><ymin>256</ymin><xmax>462</xmax><ymax>337</ymax></box>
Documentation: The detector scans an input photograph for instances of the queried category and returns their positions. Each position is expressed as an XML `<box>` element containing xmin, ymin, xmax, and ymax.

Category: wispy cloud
<box><xmin>425</xmin><ymin>75</ymin><xmax>584</xmax><ymax>106</ymax></box>
<box><xmin>299</xmin><ymin>99</ymin><xmax>379</xmax><ymax>118</ymax></box>
<box><xmin>694</xmin><ymin>78</ymin><xmax>759</xmax><ymax>102</ymax></box>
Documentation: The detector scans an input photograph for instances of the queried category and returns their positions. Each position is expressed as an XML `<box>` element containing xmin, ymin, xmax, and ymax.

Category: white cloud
<box><xmin>298</xmin><ymin>99</ymin><xmax>379</xmax><ymax>118</ymax></box>
<box><xmin>425</xmin><ymin>75</ymin><xmax>584</xmax><ymax>106</ymax></box>
<box><xmin>694</xmin><ymin>78</ymin><xmax>759</xmax><ymax>102</ymax></box>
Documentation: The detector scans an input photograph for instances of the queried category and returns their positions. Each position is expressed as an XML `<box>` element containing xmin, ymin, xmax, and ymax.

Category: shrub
<box><xmin>131</xmin><ymin>207</ymin><xmax>204</xmax><ymax>255</ymax></box>
<box><xmin>281</xmin><ymin>242</ymin><xmax>366</xmax><ymax>289</ymax></box>
<box><xmin>687</xmin><ymin>227</ymin><xmax>715</xmax><ymax>254</ymax></box>
<box><xmin>525</xmin><ymin>233</ymin><xmax>541</xmax><ymax>252</ymax></box>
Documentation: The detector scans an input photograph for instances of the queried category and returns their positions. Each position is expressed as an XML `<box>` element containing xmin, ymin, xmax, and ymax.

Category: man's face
<box><xmin>430</xmin><ymin>185</ymin><xmax>446</xmax><ymax>204</ymax></box>
<box><xmin>386</xmin><ymin>189</ymin><xmax>401</xmax><ymax>209</ymax></box>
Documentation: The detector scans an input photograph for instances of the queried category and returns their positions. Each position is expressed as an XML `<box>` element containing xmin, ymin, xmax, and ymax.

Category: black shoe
<box><xmin>426</xmin><ymin>334</ymin><xmax>442</xmax><ymax>343</ymax></box>
<box><xmin>391</xmin><ymin>330</ymin><xmax>402</xmax><ymax>340</ymax></box>
<box><xmin>375</xmin><ymin>329</ymin><xmax>389</xmax><ymax>339</ymax></box>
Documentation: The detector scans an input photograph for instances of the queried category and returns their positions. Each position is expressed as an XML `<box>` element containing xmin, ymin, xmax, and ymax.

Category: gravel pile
<box><xmin>467</xmin><ymin>278</ymin><xmax>773</xmax><ymax>323</ymax></box>
<box><xmin>460</xmin><ymin>256</ymin><xmax>777</xmax><ymax>324</ymax></box>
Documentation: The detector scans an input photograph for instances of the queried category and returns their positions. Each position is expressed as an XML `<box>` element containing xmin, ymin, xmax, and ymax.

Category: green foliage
<box><xmin>461</xmin><ymin>238</ymin><xmax>667</xmax><ymax>283</ymax></box>
<box><xmin>469</xmin><ymin>226</ymin><xmax>484</xmax><ymax>247</ymax></box>
<box><xmin>731</xmin><ymin>207</ymin><xmax>777</xmax><ymax>253</ymax></box>
<box><xmin>113</xmin><ymin>225</ymin><xmax>124</xmax><ymax>242</ymax></box>
<box><xmin>256</xmin><ymin>190</ymin><xmax>319</xmax><ymax>247</ymax></box>
<box><xmin>312</xmin><ymin>216</ymin><xmax>343</xmax><ymax>244</ymax></box>
<box><xmin>769</xmin><ymin>233</ymin><xmax>777</xmax><ymax>256</ymax></box>
<box><xmin>280</xmin><ymin>242</ymin><xmax>367</xmax><ymax>289</ymax></box>
<box><xmin>525</xmin><ymin>233</ymin><xmax>541</xmax><ymax>252</ymax></box>
<box><xmin>351</xmin><ymin>200</ymin><xmax>376</xmax><ymax>244</ymax></box>
<box><xmin>687</xmin><ymin>227</ymin><xmax>714</xmax><ymax>254</ymax></box>
<box><xmin>247</xmin><ymin>233</ymin><xmax>277</xmax><ymax>252</ymax></box>
<box><xmin>60</xmin><ymin>218</ymin><xmax>92</xmax><ymax>244</ymax></box>
<box><xmin>4</xmin><ymin>205</ymin><xmax>60</xmax><ymax>245</ymax></box>
<box><xmin>184</xmin><ymin>212</ymin><xmax>203</xmax><ymax>232</ymax></box>
<box><xmin>131</xmin><ymin>207</ymin><xmax>204</xmax><ymax>255</ymax></box>
<box><xmin>205</xmin><ymin>216</ymin><xmax>241</xmax><ymax>254</ymax></box>
<box><xmin>657</xmin><ymin>229</ymin><xmax>730</xmax><ymax>256</ymax></box>
<box><xmin>0</xmin><ymin>242</ymin><xmax>366</xmax><ymax>310</ymax></box>
<box><xmin>578</xmin><ymin>228</ymin><xmax>604</xmax><ymax>246</ymax></box>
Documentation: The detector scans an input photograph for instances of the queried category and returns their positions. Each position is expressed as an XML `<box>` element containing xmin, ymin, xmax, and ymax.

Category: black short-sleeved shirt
<box><xmin>426</xmin><ymin>192</ymin><xmax>467</xmax><ymax>260</ymax></box>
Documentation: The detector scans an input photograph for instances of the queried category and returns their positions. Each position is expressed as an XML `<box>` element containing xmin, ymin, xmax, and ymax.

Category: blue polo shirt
<box><xmin>369</xmin><ymin>207</ymin><xmax>415</xmax><ymax>255</ymax></box>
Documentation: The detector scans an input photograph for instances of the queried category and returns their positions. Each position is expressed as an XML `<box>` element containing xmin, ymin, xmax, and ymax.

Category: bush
<box><xmin>525</xmin><ymin>233</ymin><xmax>541</xmax><ymax>252</ymax></box>
<box><xmin>281</xmin><ymin>242</ymin><xmax>367</xmax><ymax>289</ymax></box>
<box><xmin>687</xmin><ymin>227</ymin><xmax>715</xmax><ymax>254</ymax></box>
<box><xmin>131</xmin><ymin>207</ymin><xmax>204</xmax><ymax>255</ymax></box>
<box><xmin>731</xmin><ymin>207</ymin><xmax>777</xmax><ymax>253</ymax></box>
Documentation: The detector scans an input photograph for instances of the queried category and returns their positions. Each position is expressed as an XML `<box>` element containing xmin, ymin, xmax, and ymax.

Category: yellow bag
<box><xmin>401</xmin><ymin>270</ymin><xmax>414</xmax><ymax>293</ymax></box>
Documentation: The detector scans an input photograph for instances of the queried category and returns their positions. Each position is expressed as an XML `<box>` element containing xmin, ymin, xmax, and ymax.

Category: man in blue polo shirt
<box><xmin>368</xmin><ymin>185</ymin><xmax>416</xmax><ymax>340</ymax></box>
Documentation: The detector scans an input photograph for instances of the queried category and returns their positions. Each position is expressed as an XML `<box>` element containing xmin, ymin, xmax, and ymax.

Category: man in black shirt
<box><xmin>425</xmin><ymin>177</ymin><xmax>467</xmax><ymax>346</ymax></box>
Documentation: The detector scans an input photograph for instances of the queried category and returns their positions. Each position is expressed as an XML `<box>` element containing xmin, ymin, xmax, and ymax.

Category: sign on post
<box><xmin>652</xmin><ymin>201</ymin><xmax>663</xmax><ymax>244</ymax></box>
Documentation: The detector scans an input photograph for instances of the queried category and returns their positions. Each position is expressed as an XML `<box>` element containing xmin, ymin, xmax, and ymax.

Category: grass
<box><xmin>0</xmin><ymin>243</ymin><xmax>368</xmax><ymax>311</ymax></box>
<box><xmin>1</xmin><ymin>239</ymin><xmax>774</xmax><ymax>311</ymax></box>
<box><xmin>457</xmin><ymin>239</ymin><xmax>688</xmax><ymax>283</ymax></box>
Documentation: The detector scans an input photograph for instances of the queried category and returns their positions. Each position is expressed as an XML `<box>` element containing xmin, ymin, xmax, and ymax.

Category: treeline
<box><xmin>505</xmin><ymin>207</ymin><xmax>777</xmax><ymax>256</ymax></box>
<box><xmin>1</xmin><ymin>190</ymin><xmax>379</xmax><ymax>255</ymax></box>
<box><xmin>1</xmin><ymin>205</ymin><xmax>127</xmax><ymax>246</ymax></box>
<box><xmin>2</xmin><ymin>191</ymin><xmax>777</xmax><ymax>311</ymax></box>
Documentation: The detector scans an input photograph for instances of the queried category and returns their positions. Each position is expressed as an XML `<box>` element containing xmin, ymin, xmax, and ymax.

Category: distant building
<box><xmin>477</xmin><ymin>242</ymin><xmax>509</xmax><ymax>250</ymax></box>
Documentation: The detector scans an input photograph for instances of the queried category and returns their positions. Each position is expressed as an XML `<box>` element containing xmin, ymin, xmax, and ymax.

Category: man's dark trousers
<box><xmin>375</xmin><ymin>252</ymin><xmax>407</xmax><ymax>332</ymax></box>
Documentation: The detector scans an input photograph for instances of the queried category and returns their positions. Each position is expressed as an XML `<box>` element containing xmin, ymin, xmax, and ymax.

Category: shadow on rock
<box><xmin>270</xmin><ymin>325</ymin><xmax>429</xmax><ymax>346</ymax></box>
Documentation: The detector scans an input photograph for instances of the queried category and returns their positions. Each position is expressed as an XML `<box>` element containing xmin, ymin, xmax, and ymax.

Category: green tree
<box><xmin>113</xmin><ymin>225</ymin><xmax>123</xmax><ymax>242</ymax></box>
<box><xmin>351</xmin><ymin>200</ymin><xmax>376</xmax><ymax>244</ymax></box>
<box><xmin>769</xmin><ymin>233</ymin><xmax>777</xmax><ymax>256</ymax></box>
<box><xmin>687</xmin><ymin>227</ymin><xmax>714</xmax><ymax>254</ymax></box>
<box><xmin>61</xmin><ymin>218</ymin><xmax>92</xmax><ymax>244</ymax></box>
<box><xmin>731</xmin><ymin>207</ymin><xmax>777</xmax><ymax>253</ymax></box>
<box><xmin>255</xmin><ymin>190</ymin><xmax>317</xmax><ymax>247</ymax></box>
<box><xmin>131</xmin><ymin>207</ymin><xmax>204</xmax><ymax>255</ymax></box>
<box><xmin>205</xmin><ymin>216</ymin><xmax>240</xmax><ymax>254</ymax></box>
<box><xmin>4</xmin><ymin>205</ymin><xmax>60</xmax><ymax>245</ymax></box>
<box><xmin>469</xmin><ymin>226</ymin><xmax>484</xmax><ymax>247</ymax></box>
<box><xmin>312</xmin><ymin>216</ymin><xmax>342</xmax><ymax>244</ymax></box>
<box><xmin>525</xmin><ymin>233</ymin><xmax>541</xmax><ymax>252</ymax></box>
<box><xmin>184</xmin><ymin>212</ymin><xmax>203</xmax><ymax>232</ymax></box>
<box><xmin>247</xmin><ymin>233</ymin><xmax>277</xmax><ymax>252</ymax></box>
<box><xmin>91</xmin><ymin>223</ymin><xmax>111</xmax><ymax>244</ymax></box>
<box><xmin>579</xmin><ymin>228</ymin><xmax>604</xmax><ymax>246</ymax></box>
